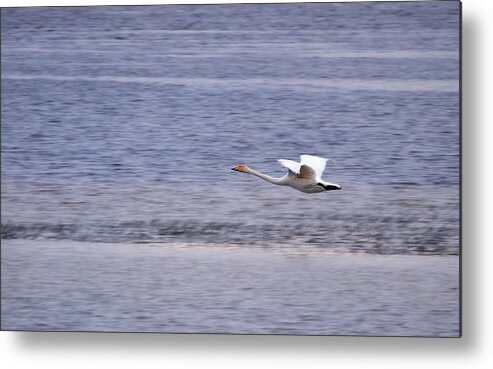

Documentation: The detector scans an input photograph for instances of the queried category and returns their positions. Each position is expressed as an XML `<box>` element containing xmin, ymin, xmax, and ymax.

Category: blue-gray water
<box><xmin>1</xmin><ymin>2</ymin><xmax>460</xmax><ymax>337</ymax></box>
<box><xmin>1</xmin><ymin>2</ymin><xmax>460</xmax><ymax>254</ymax></box>
<box><xmin>1</xmin><ymin>240</ymin><xmax>459</xmax><ymax>336</ymax></box>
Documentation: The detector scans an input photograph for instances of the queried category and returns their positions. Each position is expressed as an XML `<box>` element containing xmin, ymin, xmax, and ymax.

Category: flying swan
<box><xmin>232</xmin><ymin>155</ymin><xmax>341</xmax><ymax>194</ymax></box>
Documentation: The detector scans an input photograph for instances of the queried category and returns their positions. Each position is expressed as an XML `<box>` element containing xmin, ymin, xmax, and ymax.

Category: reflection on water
<box><xmin>1</xmin><ymin>3</ymin><xmax>459</xmax><ymax>254</ymax></box>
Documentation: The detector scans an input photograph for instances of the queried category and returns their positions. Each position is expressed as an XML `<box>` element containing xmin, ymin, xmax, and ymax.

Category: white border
<box><xmin>2</xmin><ymin>0</ymin><xmax>492</xmax><ymax>368</ymax></box>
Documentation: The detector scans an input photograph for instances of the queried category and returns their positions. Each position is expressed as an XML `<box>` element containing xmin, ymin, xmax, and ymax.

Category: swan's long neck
<box><xmin>245</xmin><ymin>167</ymin><xmax>285</xmax><ymax>185</ymax></box>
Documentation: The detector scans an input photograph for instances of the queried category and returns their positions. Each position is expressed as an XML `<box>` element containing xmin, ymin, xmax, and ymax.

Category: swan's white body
<box><xmin>232</xmin><ymin>155</ymin><xmax>341</xmax><ymax>194</ymax></box>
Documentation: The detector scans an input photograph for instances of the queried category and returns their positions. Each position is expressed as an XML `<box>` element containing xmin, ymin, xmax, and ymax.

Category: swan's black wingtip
<box><xmin>317</xmin><ymin>183</ymin><xmax>341</xmax><ymax>191</ymax></box>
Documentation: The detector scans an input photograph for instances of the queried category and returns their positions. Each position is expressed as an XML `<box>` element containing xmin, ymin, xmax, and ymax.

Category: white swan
<box><xmin>232</xmin><ymin>155</ymin><xmax>341</xmax><ymax>194</ymax></box>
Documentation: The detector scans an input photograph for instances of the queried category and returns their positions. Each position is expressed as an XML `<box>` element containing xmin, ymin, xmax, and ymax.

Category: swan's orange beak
<box><xmin>232</xmin><ymin>165</ymin><xmax>246</xmax><ymax>172</ymax></box>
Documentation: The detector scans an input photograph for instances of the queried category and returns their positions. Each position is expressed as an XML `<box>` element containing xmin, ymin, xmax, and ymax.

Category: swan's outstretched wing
<box><xmin>300</xmin><ymin>155</ymin><xmax>328</xmax><ymax>180</ymax></box>
<box><xmin>298</xmin><ymin>164</ymin><xmax>317</xmax><ymax>180</ymax></box>
<box><xmin>278</xmin><ymin>159</ymin><xmax>301</xmax><ymax>176</ymax></box>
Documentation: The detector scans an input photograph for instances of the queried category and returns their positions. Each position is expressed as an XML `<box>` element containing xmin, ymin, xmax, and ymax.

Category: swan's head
<box><xmin>231</xmin><ymin>165</ymin><xmax>248</xmax><ymax>173</ymax></box>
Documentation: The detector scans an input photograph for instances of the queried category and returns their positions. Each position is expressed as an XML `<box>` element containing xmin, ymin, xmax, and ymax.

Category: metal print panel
<box><xmin>1</xmin><ymin>1</ymin><xmax>460</xmax><ymax>336</ymax></box>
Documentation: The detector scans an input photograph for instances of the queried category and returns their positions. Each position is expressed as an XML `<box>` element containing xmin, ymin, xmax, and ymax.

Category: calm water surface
<box><xmin>1</xmin><ymin>3</ymin><xmax>460</xmax><ymax>254</ymax></box>
<box><xmin>1</xmin><ymin>240</ymin><xmax>460</xmax><ymax>336</ymax></box>
<box><xmin>1</xmin><ymin>2</ymin><xmax>460</xmax><ymax>336</ymax></box>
